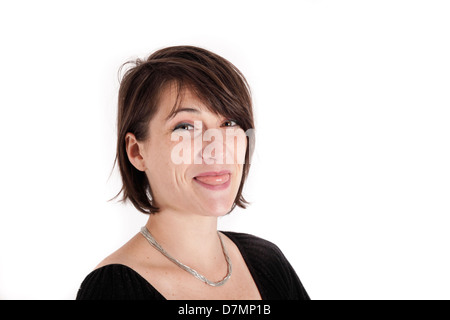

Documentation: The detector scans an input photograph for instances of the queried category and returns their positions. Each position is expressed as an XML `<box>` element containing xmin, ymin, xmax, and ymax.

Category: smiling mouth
<box><xmin>194</xmin><ymin>171</ymin><xmax>231</xmax><ymax>190</ymax></box>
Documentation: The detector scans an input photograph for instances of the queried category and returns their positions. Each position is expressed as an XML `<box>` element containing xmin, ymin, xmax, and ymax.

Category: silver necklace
<box><xmin>140</xmin><ymin>226</ymin><xmax>232</xmax><ymax>287</ymax></box>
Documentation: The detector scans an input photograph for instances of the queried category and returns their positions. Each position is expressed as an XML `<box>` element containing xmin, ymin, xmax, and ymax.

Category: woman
<box><xmin>76</xmin><ymin>45</ymin><xmax>309</xmax><ymax>300</ymax></box>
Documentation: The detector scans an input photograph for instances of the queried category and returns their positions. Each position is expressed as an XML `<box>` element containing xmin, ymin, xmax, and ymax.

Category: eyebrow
<box><xmin>165</xmin><ymin>107</ymin><xmax>201</xmax><ymax>121</ymax></box>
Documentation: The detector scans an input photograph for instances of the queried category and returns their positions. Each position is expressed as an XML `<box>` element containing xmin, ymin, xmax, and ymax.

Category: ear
<box><xmin>125</xmin><ymin>133</ymin><xmax>146</xmax><ymax>171</ymax></box>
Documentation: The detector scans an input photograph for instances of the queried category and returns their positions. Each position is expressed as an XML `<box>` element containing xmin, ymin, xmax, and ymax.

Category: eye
<box><xmin>222</xmin><ymin>119</ymin><xmax>238</xmax><ymax>127</ymax></box>
<box><xmin>173</xmin><ymin>122</ymin><xmax>194</xmax><ymax>131</ymax></box>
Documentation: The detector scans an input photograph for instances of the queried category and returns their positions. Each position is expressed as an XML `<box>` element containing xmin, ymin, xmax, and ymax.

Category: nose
<box><xmin>200</xmin><ymin>128</ymin><xmax>226</xmax><ymax>165</ymax></box>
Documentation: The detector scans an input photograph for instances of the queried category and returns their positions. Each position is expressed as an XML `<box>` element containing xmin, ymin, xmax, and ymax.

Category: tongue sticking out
<box><xmin>195</xmin><ymin>174</ymin><xmax>230</xmax><ymax>186</ymax></box>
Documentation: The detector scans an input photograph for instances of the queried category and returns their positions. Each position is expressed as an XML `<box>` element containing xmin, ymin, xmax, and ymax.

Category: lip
<box><xmin>193</xmin><ymin>170</ymin><xmax>231</xmax><ymax>191</ymax></box>
<box><xmin>195</xmin><ymin>170</ymin><xmax>231</xmax><ymax>177</ymax></box>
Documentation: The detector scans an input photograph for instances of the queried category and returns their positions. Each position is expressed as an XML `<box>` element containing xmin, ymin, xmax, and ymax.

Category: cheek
<box><xmin>169</xmin><ymin>131</ymin><xmax>198</xmax><ymax>165</ymax></box>
<box><xmin>145</xmin><ymin>139</ymin><xmax>169</xmax><ymax>168</ymax></box>
<box><xmin>144</xmin><ymin>138</ymin><xmax>190</xmax><ymax>189</ymax></box>
<box><xmin>225</xmin><ymin>129</ymin><xmax>247</xmax><ymax>165</ymax></box>
<box><xmin>143</xmin><ymin>139</ymin><xmax>171</xmax><ymax>183</ymax></box>
<box><xmin>233</xmin><ymin>164</ymin><xmax>245</xmax><ymax>189</ymax></box>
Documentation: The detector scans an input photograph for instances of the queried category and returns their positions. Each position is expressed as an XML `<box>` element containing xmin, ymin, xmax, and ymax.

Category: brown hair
<box><xmin>113</xmin><ymin>45</ymin><xmax>255</xmax><ymax>214</ymax></box>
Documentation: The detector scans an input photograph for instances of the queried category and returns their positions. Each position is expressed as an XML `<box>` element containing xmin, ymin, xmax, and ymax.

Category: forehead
<box><xmin>156</xmin><ymin>82</ymin><xmax>223</xmax><ymax>121</ymax></box>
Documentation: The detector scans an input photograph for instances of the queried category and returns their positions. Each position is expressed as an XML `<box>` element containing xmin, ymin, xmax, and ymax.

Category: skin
<box><xmin>97</xmin><ymin>83</ymin><xmax>261</xmax><ymax>300</ymax></box>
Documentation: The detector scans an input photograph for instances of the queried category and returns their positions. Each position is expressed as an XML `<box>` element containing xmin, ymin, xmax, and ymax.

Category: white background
<box><xmin>0</xmin><ymin>0</ymin><xmax>449</xmax><ymax>300</ymax></box>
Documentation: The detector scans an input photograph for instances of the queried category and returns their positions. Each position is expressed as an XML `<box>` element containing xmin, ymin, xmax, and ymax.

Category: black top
<box><xmin>76</xmin><ymin>232</ymin><xmax>310</xmax><ymax>300</ymax></box>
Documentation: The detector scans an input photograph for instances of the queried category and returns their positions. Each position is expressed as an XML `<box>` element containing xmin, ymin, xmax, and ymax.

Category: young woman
<box><xmin>76</xmin><ymin>45</ymin><xmax>309</xmax><ymax>300</ymax></box>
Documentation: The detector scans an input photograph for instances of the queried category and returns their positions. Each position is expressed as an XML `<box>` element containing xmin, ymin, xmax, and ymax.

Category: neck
<box><xmin>144</xmin><ymin>209</ymin><xmax>222</xmax><ymax>267</ymax></box>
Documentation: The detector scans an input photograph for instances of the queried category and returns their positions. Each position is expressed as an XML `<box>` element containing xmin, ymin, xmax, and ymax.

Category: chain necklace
<box><xmin>140</xmin><ymin>226</ymin><xmax>232</xmax><ymax>287</ymax></box>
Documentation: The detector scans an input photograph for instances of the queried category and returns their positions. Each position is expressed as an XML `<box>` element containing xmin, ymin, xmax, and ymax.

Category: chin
<box><xmin>200</xmin><ymin>199</ymin><xmax>235</xmax><ymax>217</ymax></box>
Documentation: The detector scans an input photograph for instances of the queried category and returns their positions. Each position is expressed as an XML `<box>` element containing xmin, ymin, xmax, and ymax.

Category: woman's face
<box><xmin>132</xmin><ymin>84</ymin><xmax>247</xmax><ymax>217</ymax></box>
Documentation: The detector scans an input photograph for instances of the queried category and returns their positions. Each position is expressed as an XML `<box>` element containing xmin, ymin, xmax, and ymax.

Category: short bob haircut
<box><xmin>114</xmin><ymin>45</ymin><xmax>255</xmax><ymax>214</ymax></box>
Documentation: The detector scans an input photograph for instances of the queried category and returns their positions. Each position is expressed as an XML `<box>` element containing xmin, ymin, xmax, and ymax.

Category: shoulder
<box><xmin>76</xmin><ymin>264</ymin><xmax>164</xmax><ymax>300</ymax></box>
<box><xmin>222</xmin><ymin>231</ymin><xmax>310</xmax><ymax>300</ymax></box>
<box><xmin>94</xmin><ymin>233</ymin><xmax>144</xmax><ymax>269</ymax></box>
<box><xmin>77</xmin><ymin>232</ymin><xmax>170</xmax><ymax>300</ymax></box>
<box><xmin>221</xmin><ymin>231</ymin><xmax>286</xmax><ymax>263</ymax></box>
<box><xmin>76</xmin><ymin>234</ymin><xmax>164</xmax><ymax>300</ymax></box>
